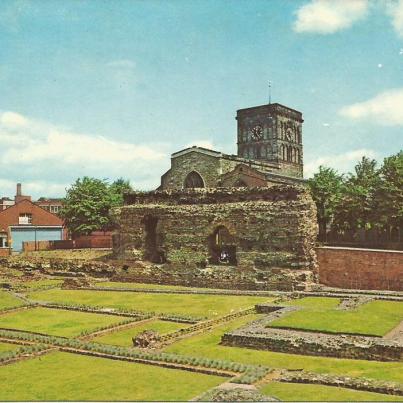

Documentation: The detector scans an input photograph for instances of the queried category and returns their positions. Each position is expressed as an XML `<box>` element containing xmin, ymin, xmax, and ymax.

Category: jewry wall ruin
<box><xmin>112</xmin><ymin>186</ymin><xmax>318</xmax><ymax>291</ymax></box>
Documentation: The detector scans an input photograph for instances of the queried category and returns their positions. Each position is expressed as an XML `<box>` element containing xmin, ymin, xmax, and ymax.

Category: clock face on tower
<box><xmin>251</xmin><ymin>125</ymin><xmax>263</xmax><ymax>141</ymax></box>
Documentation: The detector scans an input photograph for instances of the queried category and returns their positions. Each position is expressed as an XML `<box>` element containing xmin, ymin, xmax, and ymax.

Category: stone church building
<box><xmin>114</xmin><ymin>101</ymin><xmax>318</xmax><ymax>291</ymax></box>
<box><xmin>160</xmin><ymin>103</ymin><xmax>305</xmax><ymax>190</ymax></box>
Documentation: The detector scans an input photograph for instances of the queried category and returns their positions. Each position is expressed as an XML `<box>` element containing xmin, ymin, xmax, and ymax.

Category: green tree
<box><xmin>333</xmin><ymin>157</ymin><xmax>380</xmax><ymax>232</ymax></box>
<box><xmin>109</xmin><ymin>178</ymin><xmax>133</xmax><ymax>206</ymax></box>
<box><xmin>307</xmin><ymin>166</ymin><xmax>344</xmax><ymax>241</ymax></box>
<box><xmin>60</xmin><ymin>177</ymin><xmax>115</xmax><ymax>238</ymax></box>
<box><xmin>373</xmin><ymin>151</ymin><xmax>403</xmax><ymax>236</ymax></box>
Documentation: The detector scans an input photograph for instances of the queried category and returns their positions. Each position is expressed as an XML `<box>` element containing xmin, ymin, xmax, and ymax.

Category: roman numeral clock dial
<box><xmin>251</xmin><ymin>125</ymin><xmax>263</xmax><ymax>141</ymax></box>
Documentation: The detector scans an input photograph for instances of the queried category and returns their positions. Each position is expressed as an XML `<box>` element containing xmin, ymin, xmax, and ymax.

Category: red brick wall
<box><xmin>317</xmin><ymin>246</ymin><xmax>403</xmax><ymax>291</ymax></box>
<box><xmin>22</xmin><ymin>236</ymin><xmax>112</xmax><ymax>252</ymax></box>
<box><xmin>0</xmin><ymin>248</ymin><xmax>10</xmax><ymax>257</ymax></box>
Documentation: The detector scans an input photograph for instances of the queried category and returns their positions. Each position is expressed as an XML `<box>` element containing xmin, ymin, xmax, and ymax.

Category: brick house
<box><xmin>0</xmin><ymin>184</ymin><xmax>65</xmax><ymax>254</ymax></box>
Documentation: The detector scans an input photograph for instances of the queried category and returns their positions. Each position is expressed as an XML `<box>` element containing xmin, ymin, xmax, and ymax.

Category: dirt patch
<box><xmin>384</xmin><ymin>321</ymin><xmax>403</xmax><ymax>343</ymax></box>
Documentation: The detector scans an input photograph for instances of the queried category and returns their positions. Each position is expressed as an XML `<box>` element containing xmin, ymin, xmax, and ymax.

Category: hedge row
<box><xmin>0</xmin><ymin>304</ymin><xmax>33</xmax><ymax>314</ymax></box>
<box><xmin>0</xmin><ymin>329</ymin><xmax>270</xmax><ymax>384</ymax></box>
<box><xmin>0</xmin><ymin>344</ymin><xmax>48</xmax><ymax>364</ymax></box>
<box><xmin>79</xmin><ymin>318</ymin><xmax>139</xmax><ymax>336</ymax></box>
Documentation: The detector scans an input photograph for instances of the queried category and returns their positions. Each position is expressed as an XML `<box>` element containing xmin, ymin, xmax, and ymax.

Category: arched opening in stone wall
<box><xmin>143</xmin><ymin>215</ymin><xmax>166</xmax><ymax>263</ymax></box>
<box><xmin>208</xmin><ymin>225</ymin><xmax>237</xmax><ymax>265</ymax></box>
<box><xmin>184</xmin><ymin>171</ymin><xmax>205</xmax><ymax>188</ymax></box>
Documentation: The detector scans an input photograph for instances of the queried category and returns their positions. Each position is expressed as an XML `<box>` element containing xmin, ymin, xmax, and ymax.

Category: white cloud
<box><xmin>184</xmin><ymin>140</ymin><xmax>215</xmax><ymax>150</ymax></box>
<box><xmin>293</xmin><ymin>0</ymin><xmax>369</xmax><ymax>34</ymax></box>
<box><xmin>385</xmin><ymin>0</ymin><xmax>403</xmax><ymax>37</ymax></box>
<box><xmin>339</xmin><ymin>87</ymin><xmax>403</xmax><ymax>126</ymax></box>
<box><xmin>305</xmin><ymin>149</ymin><xmax>378</xmax><ymax>177</ymax></box>
<box><xmin>0</xmin><ymin>111</ymin><xmax>28</xmax><ymax>128</ymax></box>
<box><xmin>0</xmin><ymin>111</ymin><xmax>169</xmax><ymax>198</ymax></box>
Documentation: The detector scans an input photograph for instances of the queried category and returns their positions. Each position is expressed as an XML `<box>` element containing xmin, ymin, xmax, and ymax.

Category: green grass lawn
<box><xmin>164</xmin><ymin>314</ymin><xmax>403</xmax><ymax>384</ymax></box>
<box><xmin>0</xmin><ymin>291</ymin><xmax>24</xmax><ymax>310</ymax></box>
<box><xmin>28</xmin><ymin>289</ymin><xmax>271</xmax><ymax>318</ymax></box>
<box><xmin>94</xmin><ymin>281</ymin><xmax>222</xmax><ymax>292</ymax></box>
<box><xmin>270</xmin><ymin>298</ymin><xmax>403</xmax><ymax>336</ymax></box>
<box><xmin>93</xmin><ymin>319</ymin><xmax>190</xmax><ymax>346</ymax></box>
<box><xmin>0</xmin><ymin>342</ymin><xmax>20</xmax><ymax>352</ymax></box>
<box><xmin>0</xmin><ymin>307</ymin><xmax>129</xmax><ymax>338</ymax></box>
<box><xmin>260</xmin><ymin>382</ymin><xmax>403</xmax><ymax>402</ymax></box>
<box><xmin>17</xmin><ymin>279</ymin><xmax>63</xmax><ymax>291</ymax></box>
<box><xmin>0</xmin><ymin>351</ymin><xmax>225</xmax><ymax>401</ymax></box>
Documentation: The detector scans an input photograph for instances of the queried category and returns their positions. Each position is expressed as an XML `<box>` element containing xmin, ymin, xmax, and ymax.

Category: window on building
<box><xmin>0</xmin><ymin>234</ymin><xmax>7</xmax><ymax>248</ymax></box>
<box><xmin>19</xmin><ymin>213</ymin><xmax>32</xmax><ymax>225</ymax></box>
<box><xmin>50</xmin><ymin>205</ymin><xmax>61</xmax><ymax>214</ymax></box>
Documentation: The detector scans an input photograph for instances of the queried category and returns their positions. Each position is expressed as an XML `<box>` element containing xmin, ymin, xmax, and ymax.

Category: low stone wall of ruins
<box><xmin>221</xmin><ymin>308</ymin><xmax>403</xmax><ymax>362</ymax></box>
<box><xmin>112</xmin><ymin>186</ymin><xmax>318</xmax><ymax>291</ymax></box>
<box><xmin>317</xmin><ymin>247</ymin><xmax>403</xmax><ymax>291</ymax></box>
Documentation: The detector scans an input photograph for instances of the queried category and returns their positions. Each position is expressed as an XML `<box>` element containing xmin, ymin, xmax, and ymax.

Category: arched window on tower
<box><xmin>184</xmin><ymin>171</ymin><xmax>205</xmax><ymax>188</ymax></box>
<box><xmin>296</xmin><ymin>148</ymin><xmax>300</xmax><ymax>164</ymax></box>
<box><xmin>286</xmin><ymin>146</ymin><xmax>291</xmax><ymax>162</ymax></box>
<box><xmin>281</xmin><ymin>144</ymin><xmax>286</xmax><ymax>161</ymax></box>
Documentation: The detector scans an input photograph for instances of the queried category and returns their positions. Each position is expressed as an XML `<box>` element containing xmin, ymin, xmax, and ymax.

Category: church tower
<box><xmin>236</xmin><ymin>103</ymin><xmax>304</xmax><ymax>178</ymax></box>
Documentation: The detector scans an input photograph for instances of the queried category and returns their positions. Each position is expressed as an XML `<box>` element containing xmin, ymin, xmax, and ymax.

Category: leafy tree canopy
<box><xmin>109</xmin><ymin>178</ymin><xmax>133</xmax><ymax>206</ymax></box>
<box><xmin>308</xmin><ymin>151</ymin><xmax>403</xmax><ymax>242</ymax></box>
<box><xmin>60</xmin><ymin>177</ymin><xmax>133</xmax><ymax>237</ymax></box>
<box><xmin>307</xmin><ymin>166</ymin><xmax>343</xmax><ymax>239</ymax></box>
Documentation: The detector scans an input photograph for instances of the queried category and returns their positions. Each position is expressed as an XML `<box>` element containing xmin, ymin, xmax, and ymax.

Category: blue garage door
<box><xmin>11</xmin><ymin>227</ymin><xmax>63</xmax><ymax>252</ymax></box>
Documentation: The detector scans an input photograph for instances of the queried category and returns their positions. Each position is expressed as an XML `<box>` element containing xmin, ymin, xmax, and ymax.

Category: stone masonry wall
<box><xmin>162</xmin><ymin>152</ymin><xmax>222</xmax><ymax>189</ymax></box>
<box><xmin>113</xmin><ymin>186</ymin><xmax>318</xmax><ymax>291</ymax></box>
<box><xmin>160</xmin><ymin>148</ymin><xmax>302</xmax><ymax>190</ymax></box>
<box><xmin>317</xmin><ymin>247</ymin><xmax>403</xmax><ymax>291</ymax></box>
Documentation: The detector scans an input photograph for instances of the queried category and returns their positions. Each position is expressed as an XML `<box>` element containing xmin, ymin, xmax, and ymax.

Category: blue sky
<box><xmin>0</xmin><ymin>0</ymin><xmax>402</xmax><ymax>198</ymax></box>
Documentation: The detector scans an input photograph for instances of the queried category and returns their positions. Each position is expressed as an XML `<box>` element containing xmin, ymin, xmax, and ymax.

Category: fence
<box><xmin>22</xmin><ymin>235</ymin><xmax>112</xmax><ymax>252</ymax></box>
<box><xmin>323</xmin><ymin>228</ymin><xmax>402</xmax><ymax>251</ymax></box>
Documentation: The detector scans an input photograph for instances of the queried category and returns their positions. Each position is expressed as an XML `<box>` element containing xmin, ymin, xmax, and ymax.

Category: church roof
<box><xmin>171</xmin><ymin>145</ymin><xmax>280</xmax><ymax>170</ymax></box>
<box><xmin>171</xmin><ymin>146</ymin><xmax>222</xmax><ymax>159</ymax></box>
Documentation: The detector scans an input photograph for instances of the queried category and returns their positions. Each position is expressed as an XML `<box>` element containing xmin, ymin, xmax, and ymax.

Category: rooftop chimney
<box><xmin>15</xmin><ymin>183</ymin><xmax>31</xmax><ymax>203</ymax></box>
